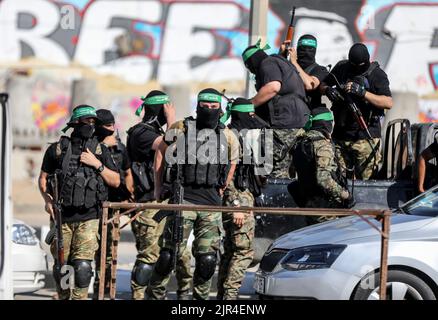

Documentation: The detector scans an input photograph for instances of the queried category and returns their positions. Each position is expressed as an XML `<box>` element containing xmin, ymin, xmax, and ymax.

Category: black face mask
<box><xmin>196</xmin><ymin>105</ymin><xmax>221</xmax><ymax>130</ymax></box>
<box><xmin>95</xmin><ymin>126</ymin><xmax>114</xmax><ymax>139</ymax></box>
<box><xmin>230</xmin><ymin>112</ymin><xmax>265</xmax><ymax>131</ymax></box>
<box><xmin>73</xmin><ymin>123</ymin><xmax>95</xmax><ymax>140</ymax></box>
<box><xmin>143</xmin><ymin>105</ymin><xmax>167</xmax><ymax>127</ymax></box>
<box><xmin>244</xmin><ymin>49</ymin><xmax>268</xmax><ymax>75</ymax></box>
<box><xmin>297</xmin><ymin>46</ymin><xmax>316</xmax><ymax>70</ymax></box>
<box><xmin>348</xmin><ymin>43</ymin><xmax>371</xmax><ymax>76</ymax></box>
<box><xmin>349</xmin><ymin>61</ymin><xmax>371</xmax><ymax>76</ymax></box>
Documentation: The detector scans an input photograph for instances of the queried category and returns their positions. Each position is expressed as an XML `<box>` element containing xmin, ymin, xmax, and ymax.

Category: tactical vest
<box><xmin>168</xmin><ymin>117</ymin><xmax>230</xmax><ymax>188</ymax></box>
<box><xmin>292</xmin><ymin>134</ymin><xmax>347</xmax><ymax>197</ymax></box>
<box><xmin>127</xmin><ymin>122</ymin><xmax>158</xmax><ymax>202</ymax></box>
<box><xmin>55</xmin><ymin>136</ymin><xmax>108</xmax><ymax>209</ymax></box>
<box><xmin>233</xmin><ymin>130</ymin><xmax>267</xmax><ymax>197</ymax></box>
<box><xmin>266</xmin><ymin>55</ymin><xmax>310</xmax><ymax>129</ymax></box>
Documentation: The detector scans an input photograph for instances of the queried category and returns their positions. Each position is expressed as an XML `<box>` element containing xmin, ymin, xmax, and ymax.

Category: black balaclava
<box><xmin>142</xmin><ymin>90</ymin><xmax>167</xmax><ymax>126</ymax></box>
<box><xmin>243</xmin><ymin>46</ymin><xmax>269</xmax><ymax>74</ymax></box>
<box><xmin>196</xmin><ymin>88</ymin><xmax>223</xmax><ymax>130</ymax></box>
<box><xmin>71</xmin><ymin>120</ymin><xmax>95</xmax><ymax>140</ymax></box>
<box><xmin>96</xmin><ymin>109</ymin><xmax>115</xmax><ymax>140</ymax></box>
<box><xmin>297</xmin><ymin>34</ymin><xmax>317</xmax><ymax>70</ymax></box>
<box><xmin>310</xmin><ymin>106</ymin><xmax>334</xmax><ymax>138</ymax></box>
<box><xmin>229</xmin><ymin>98</ymin><xmax>265</xmax><ymax>131</ymax></box>
<box><xmin>348</xmin><ymin>43</ymin><xmax>371</xmax><ymax>76</ymax></box>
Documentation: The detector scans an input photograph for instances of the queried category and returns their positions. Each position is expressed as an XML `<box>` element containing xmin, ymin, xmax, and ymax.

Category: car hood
<box><xmin>273</xmin><ymin>213</ymin><xmax>435</xmax><ymax>249</ymax></box>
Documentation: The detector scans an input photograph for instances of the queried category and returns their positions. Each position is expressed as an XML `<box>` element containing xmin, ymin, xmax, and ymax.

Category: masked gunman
<box><xmin>242</xmin><ymin>40</ymin><xmax>309</xmax><ymax>179</ymax></box>
<box><xmin>321</xmin><ymin>43</ymin><xmax>393</xmax><ymax>180</ymax></box>
<box><xmin>38</xmin><ymin>105</ymin><xmax>120</xmax><ymax>300</ymax></box>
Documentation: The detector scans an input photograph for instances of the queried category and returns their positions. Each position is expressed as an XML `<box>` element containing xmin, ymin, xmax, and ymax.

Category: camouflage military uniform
<box><xmin>217</xmin><ymin>183</ymin><xmax>255</xmax><ymax>300</ymax></box>
<box><xmin>50</xmin><ymin>219</ymin><xmax>100</xmax><ymax>300</ymax></box>
<box><xmin>271</xmin><ymin>129</ymin><xmax>304</xmax><ymax>179</ymax></box>
<box><xmin>334</xmin><ymin>138</ymin><xmax>382</xmax><ymax>180</ymax></box>
<box><xmin>130</xmin><ymin>201</ymin><xmax>193</xmax><ymax>300</ymax></box>
<box><xmin>146</xmin><ymin>205</ymin><xmax>222</xmax><ymax>300</ymax></box>
<box><xmin>295</xmin><ymin>130</ymin><xmax>349</xmax><ymax>224</ymax></box>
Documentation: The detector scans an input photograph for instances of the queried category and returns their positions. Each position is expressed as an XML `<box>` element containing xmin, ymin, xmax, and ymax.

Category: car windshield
<box><xmin>401</xmin><ymin>186</ymin><xmax>438</xmax><ymax>217</ymax></box>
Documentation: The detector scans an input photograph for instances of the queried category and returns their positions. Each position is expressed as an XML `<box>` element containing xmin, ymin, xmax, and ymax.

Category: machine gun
<box><xmin>282</xmin><ymin>5</ymin><xmax>296</xmax><ymax>59</ymax></box>
<box><xmin>50</xmin><ymin>173</ymin><xmax>65</xmax><ymax>282</ymax></box>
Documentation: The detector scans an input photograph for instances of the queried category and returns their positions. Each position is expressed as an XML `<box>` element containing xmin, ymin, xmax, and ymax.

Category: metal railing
<box><xmin>98</xmin><ymin>202</ymin><xmax>391</xmax><ymax>301</ymax></box>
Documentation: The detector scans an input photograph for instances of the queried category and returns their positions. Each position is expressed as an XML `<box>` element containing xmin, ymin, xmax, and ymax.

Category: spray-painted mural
<box><xmin>1</xmin><ymin>0</ymin><xmax>438</xmax><ymax>134</ymax></box>
<box><xmin>0</xmin><ymin>0</ymin><xmax>437</xmax><ymax>93</ymax></box>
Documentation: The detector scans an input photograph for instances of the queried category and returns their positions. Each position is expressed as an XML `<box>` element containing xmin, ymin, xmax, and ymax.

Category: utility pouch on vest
<box><xmin>85</xmin><ymin>177</ymin><xmax>98</xmax><ymax>208</ymax></box>
<box><xmin>72</xmin><ymin>173</ymin><xmax>86</xmax><ymax>208</ymax></box>
<box><xmin>131</xmin><ymin>162</ymin><xmax>153</xmax><ymax>194</ymax></box>
<box><xmin>60</xmin><ymin>175</ymin><xmax>75</xmax><ymax>207</ymax></box>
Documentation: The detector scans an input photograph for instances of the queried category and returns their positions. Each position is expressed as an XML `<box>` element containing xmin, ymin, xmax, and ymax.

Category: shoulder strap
<box><xmin>304</xmin><ymin>62</ymin><xmax>319</xmax><ymax>75</ymax></box>
<box><xmin>61</xmin><ymin>140</ymin><xmax>73</xmax><ymax>177</ymax></box>
<box><xmin>362</xmin><ymin>61</ymin><xmax>379</xmax><ymax>79</ymax></box>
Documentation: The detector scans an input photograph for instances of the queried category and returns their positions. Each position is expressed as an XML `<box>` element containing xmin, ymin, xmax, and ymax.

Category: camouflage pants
<box><xmin>271</xmin><ymin>129</ymin><xmax>303</xmax><ymax>179</ymax></box>
<box><xmin>129</xmin><ymin>208</ymin><xmax>193</xmax><ymax>300</ymax></box>
<box><xmin>146</xmin><ymin>202</ymin><xmax>222</xmax><ymax>300</ymax></box>
<box><xmin>305</xmin><ymin>196</ymin><xmax>341</xmax><ymax>225</ymax></box>
<box><xmin>334</xmin><ymin>138</ymin><xmax>382</xmax><ymax>180</ymax></box>
<box><xmin>217</xmin><ymin>186</ymin><xmax>255</xmax><ymax>300</ymax></box>
<box><xmin>50</xmin><ymin>218</ymin><xmax>100</xmax><ymax>300</ymax></box>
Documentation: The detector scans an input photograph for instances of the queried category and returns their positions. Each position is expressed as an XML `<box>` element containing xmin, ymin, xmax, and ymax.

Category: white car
<box><xmin>255</xmin><ymin>185</ymin><xmax>438</xmax><ymax>300</ymax></box>
<box><xmin>12</xmin><ymin>220</ymin><xmax>47</xmax><ymax>294</ymax></box>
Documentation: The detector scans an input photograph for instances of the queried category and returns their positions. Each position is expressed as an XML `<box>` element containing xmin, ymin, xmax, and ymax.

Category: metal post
<box><xmin>98</xmin><ymin>206</ymin><xmax>109</xmax><ymax>300</ymax></box>
<box><xmin>109</xmin><ymin>211</ymin><xmax>120</xmax><ymax>300</ymax></box>
<box><xmin>379</xmin><ymin>211</ymin><xmax>391</xmax><ymax>300</ymax></box>
<box><xmin>245</xmin><ymin>0</ymin><xmax>269</xmax><ymax>98</ymax></box>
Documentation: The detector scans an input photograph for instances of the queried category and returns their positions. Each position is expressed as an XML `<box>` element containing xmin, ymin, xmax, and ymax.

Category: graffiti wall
<box><xmin>1</xmin><ymin>0</ymin><xmax>438</xmax><ymax>136</ymax></box>
<box><xmin>0</xmin><ymin>0</ymin><xmax>437</xmax><ymax>93</ymax></box>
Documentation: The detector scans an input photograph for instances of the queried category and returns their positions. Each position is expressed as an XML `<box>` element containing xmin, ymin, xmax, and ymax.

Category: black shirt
<box><xmin>183</xmin><ymin>185</ymin><xmax>221</xmax><ymax>206</ymax></box>
<box><xmin>325</xmin><ymin>61</ymin><xmax>392</xmax><ymax>141</ymax></box>
<box><xmin>41</xmin><ymin>136</ymin><xmax>118</xmax><ymax>223</ymax></box>
<box><xmin>128</xmin><ymin>125</ymin><xmax>160</xmax><ymax>162</ymax></box>
<box><xmin>127</xmin><ymin>123</ymin><xmax>161</xmax><ymax>202</ymax></box>
<box><xmin>107</xmin><ymin>142</ymin><xmax>131</xmax><ymax>201</ymax></box>
<box><xmin>304</xmin><ymin>63</ymin><xmax>329</xmax><ymax>108</ymax></box>
<box><xmin>255</xmin><ymin>55</ymin><xmax>308</xmax><ymax>128</ymax></box>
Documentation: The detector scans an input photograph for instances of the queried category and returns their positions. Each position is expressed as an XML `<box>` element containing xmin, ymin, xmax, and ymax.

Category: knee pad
<box><xmin>195</xmin><ymin>252</ymin><xmax>217</xmax><ymax>281</ymax></box>
<box><xmin>73</xmin><ymin>259</ymin><xmax>93</xmax><ymax>289</ymax></box>
<box><xmin>155</xmin><ymin>249</ymin><xmax>174</xmax><ymax>276</ymax></box>
<box><xmin>132</xmin><ymin>262</ymin><xmax>154</xmax><ymax>286</ymax></box>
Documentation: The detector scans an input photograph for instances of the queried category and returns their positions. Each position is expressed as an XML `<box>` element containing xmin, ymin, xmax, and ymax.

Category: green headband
<box><xmin>198</xmin><ymin>93</ymin><xmax>222</xmax><ymax>103</ymax></box>
<box><xmin>135</xmin><ymin>94</ymin><xmax>170</xmax><ymax>116</ymax></box>
<box><xmin>242</xmin><ymin>39</ymin><xmax>271</xmax><ymax>62</ymax></box>
<box><xmin>220</xmin><ymin>103</ymin><xmax>255</xmax><ymax>124</ymax></box>
<box><xmin>304</xmin><ymin>112</ymin><xmax>334</xmax><ymax>131</ymax></box>
<box><xmin>62</xmin><ymin>106</ymin><xmax>96</xmax><ymax>133</ymax></box>
<box><xmin>298</xmin><ymin>38</ymin><xmax>317</xmax><ymax>48</ymax></box>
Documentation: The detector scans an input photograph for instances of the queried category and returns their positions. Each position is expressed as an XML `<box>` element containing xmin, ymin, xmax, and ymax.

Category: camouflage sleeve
<box><xmin>314</xmin><ymin>140</ymin><xmax>346</xmax><ymax>203</ymax></box>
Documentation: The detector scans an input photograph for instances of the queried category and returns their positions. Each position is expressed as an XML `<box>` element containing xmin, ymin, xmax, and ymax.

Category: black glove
<box><xmin>347</xmin><ymin>82</ymin><xmax>366</xmax><ymax>98</ymax></box>
<box><xmin>325</xmin><ymin>87</ymin><xmax>343</xmax><ymax>103</ymax></box>
<box><xmin>344</xmin><ymin>193</ymin><xmax>356</xmax><ymax>209</ymax></box>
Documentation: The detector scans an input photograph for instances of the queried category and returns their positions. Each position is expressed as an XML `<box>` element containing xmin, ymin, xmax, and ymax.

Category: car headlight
<box><xmin>280</xmin><ymin>244</ymin><xmax>346</xmax><ymax>271</ymax></box>
<box><xmin>12</xmin><ymin>224</ymin><xmax>38</xmax><ymax>245</ymax></box>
